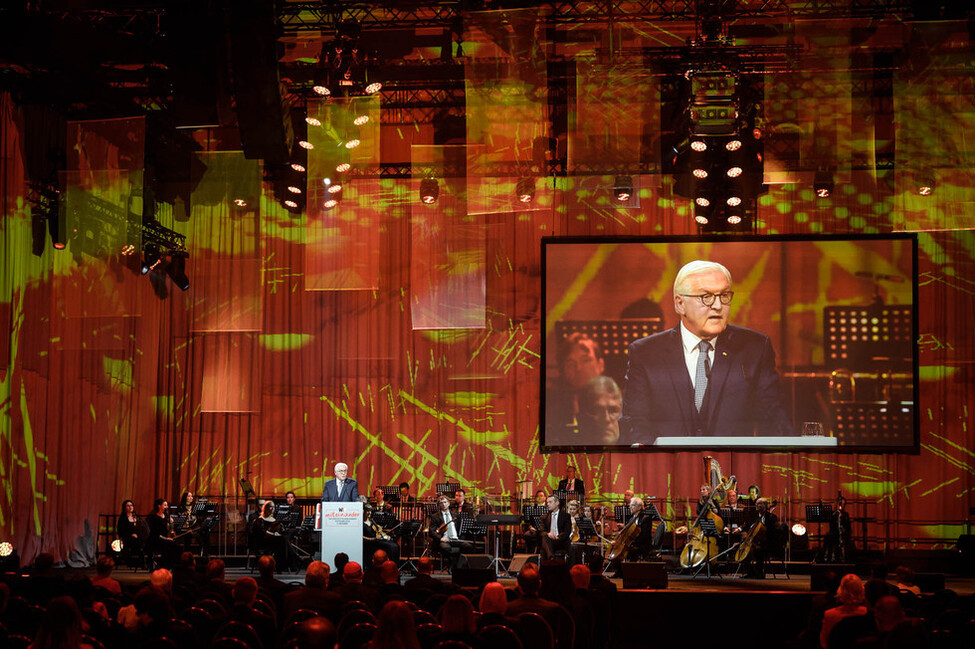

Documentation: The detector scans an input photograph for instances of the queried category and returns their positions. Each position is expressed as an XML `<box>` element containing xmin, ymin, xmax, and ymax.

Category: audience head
<box><xmin>333</xmin><ymin>552</ymin><xmax>349</xmax><ymax>573</ymax></box>
<box><xmin>873</xmin><ymin>595</ymin><xmax>906</xmax><ymax>632</ymax></box>
<box><xmin>258</xmin><ymin>554</ymin><xmax>276</xmax><ymax>579</ymax></box>
<box><xmin>373</xmin><ymin>600</ymin><xmax>420</xmax><ymax>649</ymax></box>
<box><xmin>233</xmin><ymin>576</ymin><xmax>259</xmax><ymax>606</ymax></box>
<box><xmin>895</xmin><ymin>565</ymin><xmax>916</xmax><ymax>586</ymax></box>
<box><xmin>297</xmin><ymin>616</ymin><xmax>338</xmax><ymax>649</ymax></box>
<box><xmin>33</xmin><ymin>596</ymin><xmax>84</xmax><ymax>648</ymax></box>
<box><xmin>179</xmin><ymin>551</ymin><xmax>195</xmax><ymax>569</ymax></box>
<box><xmin>586</xmin><ymin>553</ymin><xmax>604</xmax><ymax>575</ymax></box>
<box><xmin>33</xmin><ymin>552</ymin><xmax>55</xmax><ymax>574</ymax></box>
<box><xmin>95</xmin><ymin>554</ymin><xmax>115</xmax><ymax>577</ymax></box>
<box><xmin>865</xmin><ymin>577</ymin><xmax>897</xmax><ymax>607</ymax></box>
<box><xmin>417</xmin><ymin>556</ymin><xmax>434</xmax><ymax>575</ymax></box>
<box><xmin>380</xmin><ymin>560</ymin><xmax>399</xmax><ymax>585</ymax></box>
<box><xmin>371</xmin><ymin>549</ymin><xmax>388</xmax><ymax>568</ymax></box>
<box><xmin>478</xmin><ymin>582</ymin><xmax>508</xmax><ymax>615</ymax></box>
<box><xmin>570</xmin><ymin>564</ymin><xmax>591</xmax><ymax>590</ymax></box>
<box><xmin>305</xmin><ymin>561</ymin><xmax>330</xmax><ymax>589</ymax></box>
<box><xmin>344</xmin><ymin>561</ymin><xmax>364</xmax><ymax>583</ymax></box>
<box><xmin>539</xmin><ymin>559</ymin><xmax>573</xmax><ymax>605</ymax></box>
<box><xmin>134</xmin><ymin>586</ymin><xmax>171</xmax><ymax>624</ymax></box>
<box><xmin>206</xmin><ymin>558</ymin><xmax>226</xmax><ymax>581</ymax></box>
<box><xmin>150</xmin><ymin>568</ymin><xmax>173</xmax><ymax>594</ymax></box>
<box><xmin>836</xmin><ymin>573</ymin><xmax>865</xmax><ymax>605</ymax></box>
<box><xmin>440</xmin><ymin>594</ymin><xmax>476</xmax><ymax>635</ymax></box>
<box><xmin>517</xmin><ymin>565</ymin><xmax>541</xmax><ymax>595</ymax></box>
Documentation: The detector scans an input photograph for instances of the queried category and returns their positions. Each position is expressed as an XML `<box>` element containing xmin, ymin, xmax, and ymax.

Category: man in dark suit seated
<box><xmin>404</xmin><ymin>556</ymin><xmax>446</xmax><ymax>596</ymax></box>
<box><xmin>282</xmin><ymin>560</ymin><xmax>343</xmax><ymax>623</ymax></box>
<box><xmin>623</xmin><ymin>497</ymin><xmax>657</xmax><ymax>561</ymax></box>
<box><xmin>621</xmin><ymin>260</ymin><xmax>794</xmax><ymax>445</ymax></box>
<box><xmin>197</xmin><ymin>558</ymin><xmax>234</xmax><ymax>605</ymax></box>
<box><xmin>451</xmin><ymin>488</ymin><xmax>473</xmax><ymax>515</ymax></box>
<box><xmin>227</xmin><ymin>576</ymin><xmax>276</xmax><ymax>649</ymax></box>
<box><xmin>536</xmin><ymin>494</ymin><xmax>571</xmax><ymax>560</ymax></box>
<box><xmin>254</xmin><ymin>555</ymin><xmax>291</xmax><ymax>614</ymax></box>
<box><xmin>340</xmin><ymin>561</ymin><xmax>381</xmax><ymax>612</ymax></box>
<box><xmin>320</xmin><ymin>462</ymin><xmax>359</xmax><ymax>502</ymax></box>
<box><xmin>429</xmin><ymin>495</ymin><xmax>472</xmax><ymax>571</ymax></box>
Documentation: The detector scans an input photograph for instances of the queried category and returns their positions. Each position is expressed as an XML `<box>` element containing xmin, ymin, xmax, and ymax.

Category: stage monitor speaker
<box><xmin>453</xmin><ymin>567</ymin><xmax>496</xmax><ymax>588</ymax></box>
<box><xmin>810</xmin><ymin>564</ymin><xmax>855</xmax><ymax>591</ymax></box>
<box><xmin>508</xmin><ymin>554</ymin><xmax>539</xmax><ymax>574</ymax></box>
<box><xmin>465</xmin><ymin>554</ymin><xmax>494</xmax><ymax>570</ymax></box>
<box><xmin>620</xmin><ymin>561</ymin><xmax>667</xmax><ymax>589</ymax></box>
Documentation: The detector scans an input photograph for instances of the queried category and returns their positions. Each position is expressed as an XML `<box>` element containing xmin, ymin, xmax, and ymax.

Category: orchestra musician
<box><xmin>253</xmin><ymin>500</ymin><xmax>293</xmax><ymax>570</ymax></box>
<box><xmin>741</xmin><ymin>497</ymin><xmax>778</xmax><ymax>579</ymax></box>
<box><xmin>825</xmin><ymin>495</ymin><xmax>853</xmax><ymax>563</ymax></box>
<box><xmin>363</xmin><ymin>502</ymin><xmax>400</xmax><ymax>561</ymax></box>
<box><xmin>321</xmin><ymin>462</ymin><xmax>359</xmax><ymax>502</ymax></box>
<box><xmin>451</xmin><ymin>488</ymin><xmax>472</xmax><ymax>515</ymax></box>
<box><xmin>537</xmin><ymin>494</ymin><xmax>571</xmax><ymax>560</ymax></box>
<box><xmin>567</xmin><ymin>499</ymin><xmax>592</xmax><ymax>565</ymax></box>
<box><xmin>146</xmin><ymin>498</ymin><xmax>179</xmax><ymax>568</ymax></box>
<box><xmin>534</xmin><ymin>489</ymin><xmax>547</xmax><ymax>505</ymax></box>
<box><xmin>697</xmin><ymin>484</ymin><xmax>717</xmax><ymax>516</ymax></box>
<box><xmin>557</xmin><ymin>466</ymin><xmax>586</xmax><ymax>498</ymax></box>
<box><xmin>115</xmin><ymin>499</ymin><xmax>145</xmax><ymax>566</ymax></box>
<box><xmin>372</xmin><ymin>488</ymin><xmax>393</xmax><ymax>513</ymax></box>
<box><xmin>429</xmin><ymin>495</ymin><xmax>471</xmax><ymax>570</ymax></box>
<box><xmin>720</xmin><ymin>488</ymin><xmax>745</xmax><ymax>542</ymax></box>
<box><xmin>623</xmin><ymin>497</ymin><xmax>656</xmax><ymax>561</ymax></box>
<box><xmin>396</xmin><ymin>482</ymin><xmax>415</xmax><ymax>504</ymax></box>
<box><xmin>284</xmin><ymin>491</ymin><xmax>297</xmax><ymax>507</ymax></box>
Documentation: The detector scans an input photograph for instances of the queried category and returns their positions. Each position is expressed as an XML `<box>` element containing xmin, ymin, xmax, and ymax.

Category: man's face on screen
<box><xmin>561</xmin><ymin>343</ymin><xmax>604</xmax><ymax>391</ymax></box>
<box><xmin>675</xmin><ymin>269</ymin><xmax>730</xmax><ymax>340</ymax></box>
<box><xmin>579</xmin><ymin>392</ymin><xmax>622</xmax><ymax>444</ymax></box>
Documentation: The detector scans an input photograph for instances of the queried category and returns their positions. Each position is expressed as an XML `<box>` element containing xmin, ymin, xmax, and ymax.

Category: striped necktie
<box><xmin>694</xmin><ymin>340</ymin><xmax>712</xmax><ymax>411</ymax></box>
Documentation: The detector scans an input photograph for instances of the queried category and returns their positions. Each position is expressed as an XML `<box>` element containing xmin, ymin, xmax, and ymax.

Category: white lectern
<box><xmin>318</xmin><ymin>501</ymin><xmax>363</xmax><ymax>568</ymax></box>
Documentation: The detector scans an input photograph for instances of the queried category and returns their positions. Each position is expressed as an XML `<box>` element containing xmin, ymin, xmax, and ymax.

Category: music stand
<box><xmin>424</xmin><ymin>503</ymin><xmax>441</xmax><ymax>518</ymax></box>
<box><xmin>372</xmin><ymin>510</ymin><xmax>398</xmax><ymax>533</ymax></box>
<box><xmin>644</xmin><ymin>503</ymin><xmax>662</xmax><ymax>523</ymax></box>
<box><xmin>397</xmin><ymin>519</ymin><xmax>423</xmax><ymax>573</ymax></box>
<box><xmin>576</xmin><ymin>517</ymin><xmax>598</xmax><ymax>542</ymax></box>
<box><xmin>557</xmin><ymin>490</ymin><xmax>585</xmax><ymax>507</ymax></box>
<box><xmin>458</xmin><ymin>515</ymin><xmax>487</xmax><ymax>540</ymax></box>
<box><xmin>377</xmin><ymin>485</ymin><xmax>399</xmax><ymax>500</ymax></box>
<box><xmin>691</xmin><ymin>518</ymin><xmax>722</xmax><ymax>579</ymax></box>
<box><xmin>436</xmin><ymin>483</ymin><xmax>461</xmax><ymax>497</ymax></box>
<box><xmin>806</xmin><ymin>504</ymin><xmax>833</xmax><ymax>556</ymax></box>
<box><xmin>239</xmin><ymin>478</ymin><xmax>257</xmax><ymax>500</ymax></box>
<box><xmin>615</xmin><ymin>505</ymin><xmax>633</xmax><ymax>527</ymax></box>
<box><xmin>522</xmin><ymin>504</ymin><xmax>546</xmax><ymax>531</ymax></box>
<box><xmin>477</xmin><ymin>513</ymin><xmax>521</xmax><ymax>577</ymax></box>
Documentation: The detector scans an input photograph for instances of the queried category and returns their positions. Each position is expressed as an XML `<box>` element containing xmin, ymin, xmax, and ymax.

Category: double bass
<box><xmin>680</xmin><ymin>457</ymin><xmax>728</xmax><ymax>568</ymax></box>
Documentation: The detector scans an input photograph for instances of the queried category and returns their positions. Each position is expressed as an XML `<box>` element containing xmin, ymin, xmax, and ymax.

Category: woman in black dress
<box><xmin>116</xmin><ymin>499</ymin><xmax>145</xmax><ymax>566</ymax></box>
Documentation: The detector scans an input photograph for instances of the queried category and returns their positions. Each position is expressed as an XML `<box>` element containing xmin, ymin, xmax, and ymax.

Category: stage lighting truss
<box><xmin>313</xmin><ymin>19</ymin><xmax>384</xmax><ymax>100</ymax></box>
<box><xmin>688</xmin><ymin>71</ymin><xmax>739</xmax><ymax>137</ymax></box>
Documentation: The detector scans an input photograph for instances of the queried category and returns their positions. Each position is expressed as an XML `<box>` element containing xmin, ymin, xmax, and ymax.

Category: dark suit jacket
<box><xmin>557</xmin><ymin>478</ymin><xmax>586</xmax><ymax>496</ymax></box>
<box><xmin>540</xmin><ymin>509</ymin><xmax>571</xmax><ymax>552</ymax></box>
<box><xmin>621</xmin><ymin>325</ymin><xmax>793</xmax><ymax>444</ymax></box>
<box><xmin>320</xmin><ymin>477</ymin><xmax>359</xmax><ymax>502</ymax></box>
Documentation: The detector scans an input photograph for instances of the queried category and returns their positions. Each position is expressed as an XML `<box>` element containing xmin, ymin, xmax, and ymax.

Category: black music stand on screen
<box><xmin>555</xmin><ymin>319</ymin><xmax>664</xmax><ymax>385</ymax></box>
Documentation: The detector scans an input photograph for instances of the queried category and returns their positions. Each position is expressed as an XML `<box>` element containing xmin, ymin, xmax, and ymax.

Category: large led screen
<box><xmin>541</xmin><ymin>235</ymin><xmax>919</xmax><ymax>452</ymax></box>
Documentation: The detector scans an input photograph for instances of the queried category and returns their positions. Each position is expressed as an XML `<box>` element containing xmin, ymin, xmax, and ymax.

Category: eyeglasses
<box><xmin>680</xmin><ymin>291</ymin><xmax>734</xmax><ymax>307</ymax></box>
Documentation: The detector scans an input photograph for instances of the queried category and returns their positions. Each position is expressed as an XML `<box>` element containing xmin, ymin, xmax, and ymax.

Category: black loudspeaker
<box><xmin>914</xmin><ymin>572</ymin><xmax>946</xmax><ymax>593</ymax></box>
<box><xmin>508</xmin><ymin>554</ymin><xmax>540</xmax><ymax>574</ymax></box>
<box><xmin>620</xmin><ymin>561</ymin><xmax>667</xmax><ymax>589</ymax></box>
<box><xmin>810</xmin><ymin>564</ymin><xmax>856</xmax><ymax>591</ymax></box>
<box><xmin>453</xmin><ymin>567</ymin><xmax>496</xmax><ymax>588</ymax></box>
<box><xmin>465</xmin><ymin>554</ymin><xmax>494</xmax><ymax>570</ymax></box>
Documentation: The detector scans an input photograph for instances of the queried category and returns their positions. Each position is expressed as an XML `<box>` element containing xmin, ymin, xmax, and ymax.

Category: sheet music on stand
<box><xmin>575</xmin><ymin>517</ymin><xmax>598</xmax><ymax>541</ymax></box>
<box><xmin>398</xmin><ymin>519</ymin><xmax>422</xmax><ymax>539</ymax></box>
<box><xmin>556</xmin><ymin>490</ymin><xmax>584</xmax><ymax>506</ymax></box>
<box><xmin>377</xmin><ymin>485</ymin><xmax>398</xmax><ymax>500</ymax></box>
<box><xmin>424</xmin><ymin>503</ymin><xmax>441</xmax><ymax>518</ymax></box>
<box><xmin>372</xmin><ymin>511</ymin><xmax>398</xmax><ymax>532</ymax></box>
<box><xmin>699</xmin><ymin>517</ymin><xmax>720</xmax><ymax>537</ymax></box>
<box><xmin>615</xmin><ymin>505</ymin><xmax>633</xmax><ymax>527</ymax></box>
<box><xmin>806</xmin><ymin>504</ymin><xmax>833</xmax><ymax>523</ymax></box>
<box><xmin>458</xmin><ymin>515</ymin><xmax>487</xmax><ymax>539</ymax></box>
<box><xmin>644</xmin><ymin>502</ymin><xmax>662</xmax><ymax>523</ymax></box>
<box><xmin>522</xmin><ymin>504</ymin><xmax>546</xmax><ymax>529</ymax></box>
<box><xmin>436</xmin><ymin>483</ymin><xmax>461</xmax><ymax>497</ymax></box>
<box><xmin>720</xmin><ymin>508</ymin><xmax>747</xmax><ymax>529</ymax></box>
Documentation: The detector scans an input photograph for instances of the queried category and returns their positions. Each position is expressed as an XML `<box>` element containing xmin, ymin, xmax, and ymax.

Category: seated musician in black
<box><xmin>146</xmin><ymin>498</ymin><xmax>179</xmax><ymax>568</ymax></box>
<box><xmin>623</xmin><ymin>497</ymin><xmax>656</xmax><ymax>561</ymax></box>
<box><xmin>254</xmin><ymin>501</ymin><xmax>293</xmax><ymax>570</ymax></box>
<box><xmin>371</xmin><ymin>488</ymin><xmax>393</xmax><ymax>513</ymax></box>
<box><xmin>363</xmin><ymin>503</ymin><xmax>399</xmax><ymax>561</ymax></box>
<box><xmin>176</xmin><ymin>490</ymin><xmax>211</xmax><ymax>556</ymax></box>
<box><xmin>429</xmin><ymin>495</ymin><xmax>471</xmax><ymax>570</ymax></box>
<box><xmin>451</xmin><ymin>488</ymin><xmax>472</xmax><ymax>515</ymax></box>
<box><xmin>536</xmin><ymin>494</ymin><xmax>571</xmax><ymax>560</ymax></box>
<box><xmin>719</xmin><ymin>488</ymin><xmax>745</xmax><ymax>548</ymax></box>
<box><xmin>396</xmin><ymin>482</ymin><xmax>415</xmax><ymax>504</ymax></box>
<box><xmin>741</xmin><ymin>497</ymin><xmax>778</xmax><ymax>578</ymax></box>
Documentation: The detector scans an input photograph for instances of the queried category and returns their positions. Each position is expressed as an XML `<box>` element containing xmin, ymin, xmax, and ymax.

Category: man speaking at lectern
<box><xmin>621</xmin><ymin>260</ymin><xmax>793</xmax><ymax>445</ymax></box>
<box><xmin>321</xmin><ymin>462</ymin><xmax>359</xmax><ymax>502</ymax></box>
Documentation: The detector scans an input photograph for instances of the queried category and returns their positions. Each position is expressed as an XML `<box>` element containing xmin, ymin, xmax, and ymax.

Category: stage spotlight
<box><xmin>290</xmin><ymin>162</ymin><xmax>306</xmax><ymax>173</ymax></box>
<box><xmin>726</xmin><ymin>139</ymin><xmax>742</xmax><ymax>151</ymax></box>
<box><xmin>727</xmin><ymin>166</ymin><xmax>742</xmax><ymax>178</ymax></box>
<box><xmin>141</xmin><ymin>247</ymin><xmax>159</xmax><ymax>275</ymax></box>
<box><xmin>419</xmin><ymin>178</ymin><xmax>439</xmax><ymax>204</ymax></box>
<box><xmin>695</xmin><ymin>214</ymin><xmax>709</xmax><ymax>225</ymax></box>
<box><xmin>791</xmin><ymin>523</ymin><xmax>807</xmax><ymax>536</ymax></box>
<box><xmin>727</xmin><ymin>214</ymin><xmax>742</xmax><ymax>225</ymax></box>
<box><xmin>364</xmin><ymin>82</ymin><xmax>382</xmax><ymax>95</ymax></box>
<box><xmin>353</xmin><ymin>115</ymin><xmax>369</xmax><ymax>126</ymax></box>
<box><xmin>814</xmin><ymin>169</ymin><xmax>834</xmax><ymax>198</ymax></box>
<box><xmin>111</xmin><ymin>539</ymin><xmax>123</xmax><ymax>553</ymax></box>
<box><xmin>305</xmin><ymin>116</ymin><xmax>322</xmax><ymax>127</ymax></box>
<box><xmin>0</xmin><ymin>541</ymin><xmax>13</xmax><ymax>557</ymax></box>
<box><xmin>327</xmin><ymin>183</ymin><xmax>342</xmax><ymax>194</ymax></box>
<box><xmin>345</xmin><ymin>139</ymin><xmax>360</xmax><ymax>149</ymax></box>
<box><xmin>727</xmin><ymin>196</ymin><xmax>741</xmax><ymax>206</ymax></box>
<box><xmin>284</xmin><ymin>199</ymin><xmax>298</xmax><ymax>209</ymax></box>
<box><xmin>692</xmin><ymin>168</ymin><xmax>708</xmax><ymax>179</ymax></box>
<box><xmin>233</xmin><ymin>198</ymin><xmax>248</xmax><ymax>207</ymax></box>
<box><xmin>695</xmin><ymin>197</ymin><xmax>710</xmax><ymax>207</ymax></box>
<box><xmin>324</xmin><ymin>198</ymin><xmax>338</xmax><ymax>209</ymax></box>
<box><xmin>298</xmin><ymin>140</ymin><xmax>314</xmax><ymax>150</ymax></box>
<box><xmin>516</xmin><ymin>177</ymin><xmax>536</xmax><ymax>203</ymax></box>
<box><xmin>167</xmin><ymin>255</ymin><xmax>190</xmax><ymax>292</ymax></box>
<box><xmin>691</xmin><ymin>140</ymin><xmax>708</xmax><ymax>152</ymax></box>
<box><xmin>613</xmin><ymin>175</ymin><xmax>633</xmax><ymax>202</ymax></box>
<box><xmin>287</xmin><ymin>185</ymin><xmax>302</xmax><ymax>194</ymax></box>
<box><xmin>336</xmin><ymin>162</ymin><xmax>351</xmax><ymax>173</ymax></box>
<box><xmin>916</xmin><ymin>172</ymin><xmax>935</xmax><ymax>196</ymax></box>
